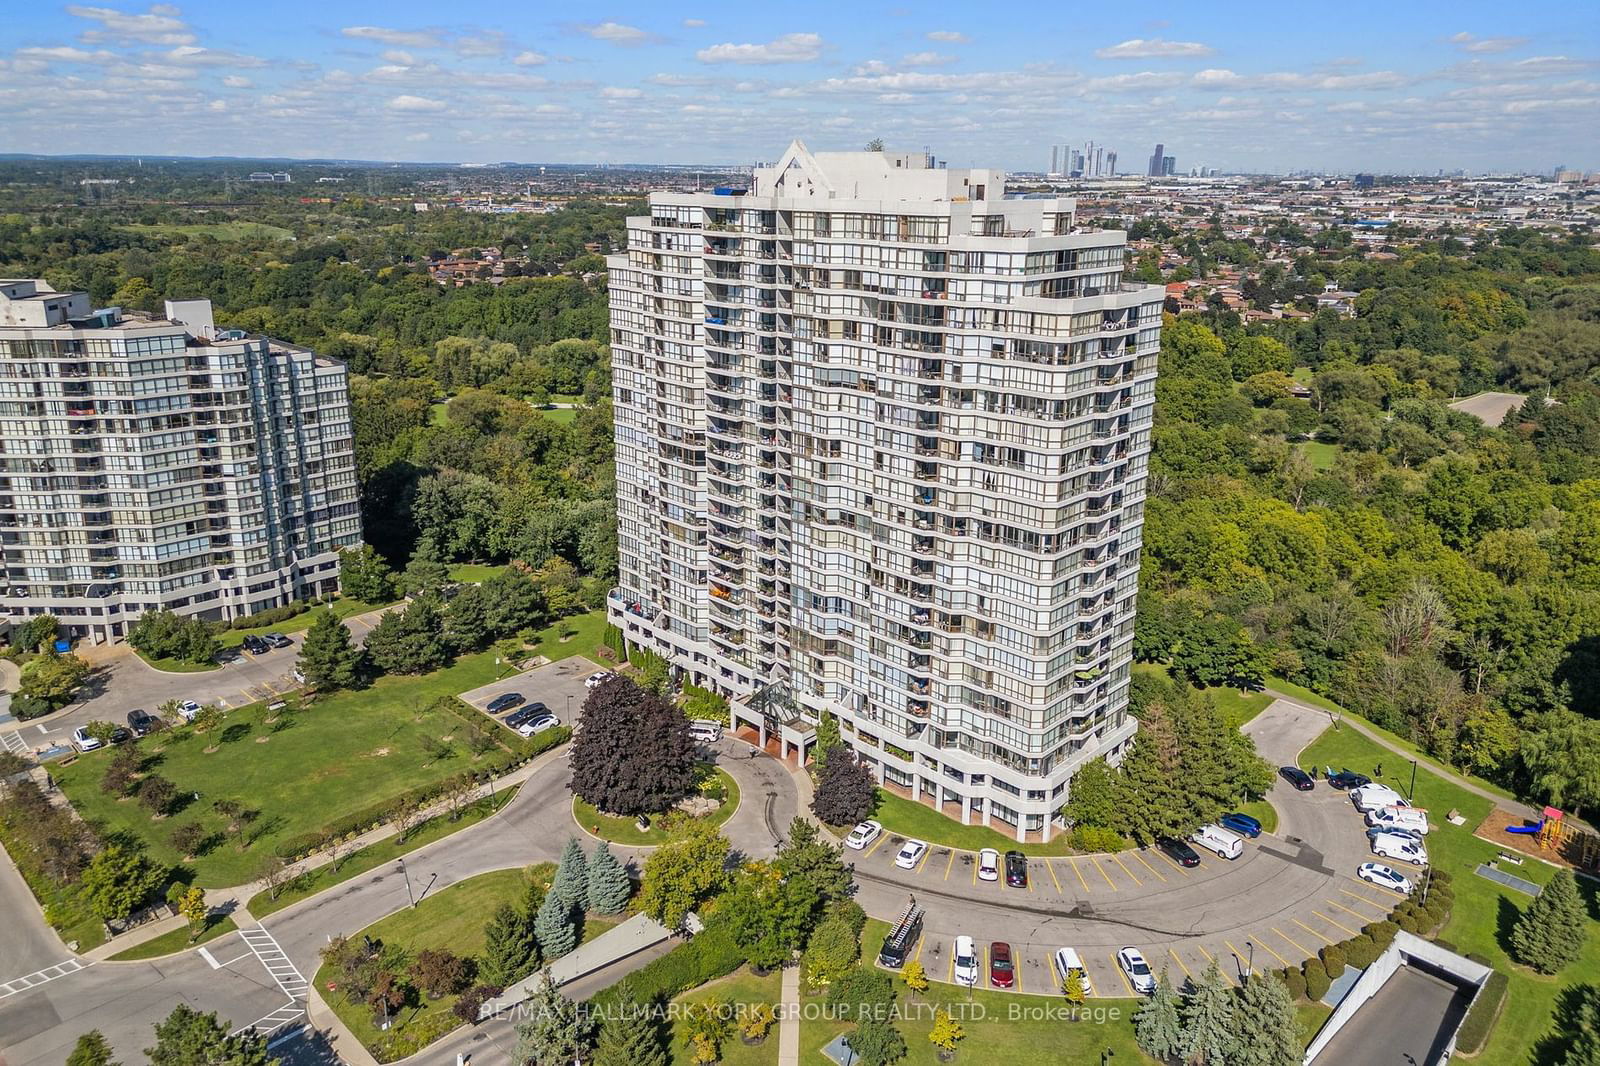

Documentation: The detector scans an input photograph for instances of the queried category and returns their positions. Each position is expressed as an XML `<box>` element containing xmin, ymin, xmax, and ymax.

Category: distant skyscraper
<box><xmin>1148</xmin><ymin>143</ymin><xmax>1165</xmax><ymax>177</ymax></box>
<box><xmin>1162</xmin><ymin>156</ymin><xmax>1176</xmax><ymax>176</ymax></box>
<box><xmin>1106</xmin><ymin>151</ymin><xmax>1117</xmax><ymax>176</ymax></box>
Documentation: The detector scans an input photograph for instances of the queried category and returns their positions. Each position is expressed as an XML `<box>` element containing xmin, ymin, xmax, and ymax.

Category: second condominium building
<box><xmin>0</xmin><ymin>281</ymin><xmax>361</xmax><ymax>645</ymax></box>
<box><xmin>607</xmin><ymin>142</ymin><xmax>1163</xmax><ymax>841</ymax></box>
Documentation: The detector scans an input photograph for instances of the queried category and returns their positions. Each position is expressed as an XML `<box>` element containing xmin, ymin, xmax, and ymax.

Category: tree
<box><xmin>364</xmin><ymin>595</ymin><xmax>451</xmax><ymax>675</ymax></box>
<box><xmin>513</xmin><ymin>972</ymin><xmax>590</xmax><ymax>1066</ymax></box>
<box><xmin>723</xmin><ymin>860</ymin><xmax>819</xmax><ymax>969</ymax></box>
<box><xmin>178</xmin><ymin>886</ymin><xmax>208</xmax><ymax>941</ymax></box>
<box><xmin>1178</xmin><ymin>960</ymin><xmax>1236</xmax><ymax>1065</ymax></box>
<box><xmin>1064</xmin><ymin>757</ymin><xmax>1123</xmax><ymax>831</ymax></box>
<box><xmin>478</xmin><ymin>902</ymin><xmax>539</xmax><ymax>987</ymax></box>
<box><xmin>552</xmin><ymin>837</ymin><xmax>590</xmax><ymax>912</ymax></box>
<box><xmin>535</xmin><ymin>886</ymin><xmax>578</xmax><ymax>960</ymax></box>
<box><xmin>804</xmin><ymin>908</ymin><xmax>861</xmax><ymax>988</ymax></box>
<box><xmin>1062</xmin><ymin>967</ymin><xmax>1086</xmax><ymax>1004</ymax></box>
<box><xmin>140</xmin><ymin>774</ymin><xmax>179</xmax><ymax>817</ymax></box>
<box><xmin>849</xmin><ymin>1017</ymin><xmax>907</xmax><ymax>1066</ymax></box>
<box><xmin>592</xmin><ymin>986</ymin><xmax>667</xmax><ymax>1066</ymax></box>
<box><xmin>146</xmin><ymin>1004</ymin><xmax>271</xmax><ymax>1066</ymax></box>
<box><xmin>366</xmin><ymin>970</ymin><xmax>410</xmax><ymax>1028</ymax></box>
<box><xmin>444</xmin><ymin>582</ymin><xmax>494</xmax><ymax>651</ymax></box>
<box><xmin>409</xmin><ymin>948</ymin><xmax>470</xmax><ymax>999</ymax></box>
<box><xmin>170</xmin><ymin>822</ymin><xmax>207</xmax><ymax>858</ymax></box>
<box><xmin>127</xmin><ymin>610</ymin><xmax>217</xmax><ymax>666</ymax></box>
<box><xmin>191</xmin><ymin>706</ymin><xmax>224</xmax><ymax>736</ymax></box>
<box><xmin>257</xmin><ymin>855</ymin><xmax>298</xmax><ymax>901</ymax></box>
<box><xmin>928</xmin><ymin>1007</ymin><xmax>964</xmax><ymax>1055</ymax></box>
<box><xmin>452</xmin><ymin>983</ymin><xmax>503</xmax><ymax>1026</ymax></box>
<box><xmin>1520</xmin><ymin>711</ymin><xmax>1600</xmax><ymax>819</ymax></box>
<box><xmin>296</xmin><ymin>608</ymin><xmax>364</xmax><ymax>690</ymax></box>
<box><xmin>400</xmin><ymin>551</ymin><xmax>452</xmax><ymax>598</ymax></box>
<box><xmin>812</xmin><ymin>709</ymin><xmax>843</xmax><ymax>776</ymax></box>
<box><xmin>683</xmin><ymin>998</ymin><xmax>733</xmax><ymax>1066</ymax></box>
<box><xmin>811</xmin><ymin>749</ymin><xmax>877</xmax><ymax>826</ymax></box>
<box><xmin>15</xmin><ymin>614</ymin><xmax>60</xmax><ymax>653</ymax></box>
<box><xmin>636</xmin><ymin>819</ymin><xmax>730</xmax><ymax>930</ymax></box>
<box><xmin>587</xmin><ymin>840</ymin><xmax>632</xmax><ymax>914</ymax></box>
<box><xmin>776</xmin><ymin>817</ymin><xmax>853</xmax><ymax>903</ymax></box>
<box><xmin>629</xmin><ymin>647</ymin><xmax>672</xmax><ymax>696</ymax></box>
<box><xmin>1227</xmin><ymin>971</ymin><xmax>1302</xmax><ymax>1066</ymax></box>
<box><xmin>1567</xmin><ymin>985</ymin><xmax>1600</xmax><ymax>1066</ymax></box>
<box><xmin>483</xmin><ymin>565</ymin><xmax>550</xmax><ymax>634</ymax></box>
<box><xmin>101</xmin><ymin>744</ymin><xmax>142</xmax><ymax>796</ymax></box>
<box><xmin>901</xmin><ymin>959</ymin><xmax>929</xmax><ymax>1000</ymax></box>
<box><xmin>1510</xmin><ymin>869</ymin><xmax>1589</xmax><ymax>974</ymax></box>
<box><xmin>66</xmin><ymin>1030</ymin><xmax>120</xmax><ymax>1066</ymax></box>
<box><xmin>18</xmin><ymin>651</ymin><xmax>90</xmax><ymax>708</ymax></box>
<box><xmin>1135</xmin><ymin>968</ymin><xmax>1183</xmax><ymax>1062</ymax></box>
<box><xmin>338</xmin><ymin>545</ymin><xmax>397</xmax><ymax>604</ymax></box>
<box><xmin>570</xmin><ymin>677</ymin><xmax>697</xmax><ymax>816</ymax></box>
<box><xmin>82</xmin><ymin>844</ymin><xmax>166</xmax><ymax>923</ymax></box>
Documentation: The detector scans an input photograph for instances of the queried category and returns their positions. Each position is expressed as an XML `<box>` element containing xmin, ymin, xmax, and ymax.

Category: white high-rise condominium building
<box><xmin>606</xmin><ymin>142</ymin><xmax>1162</xmax><ymax>841</ymax></box>
<box><xmin>0</xmin><ymin>281</ymin><xmax>361</xmax><ymax>644</ymax></box>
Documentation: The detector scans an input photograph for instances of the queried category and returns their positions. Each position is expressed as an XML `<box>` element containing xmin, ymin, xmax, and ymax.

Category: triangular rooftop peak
<box><xmin>769</xmin><ymin>139</ymin><xmax>834</xmax><ymax>196</ymax></box>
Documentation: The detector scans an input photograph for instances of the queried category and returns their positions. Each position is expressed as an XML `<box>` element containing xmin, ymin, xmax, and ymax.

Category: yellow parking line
<box><xmin>972</xmin><ymin>856</ymin><xmax>980</xmax><ymax>886</ymax></box>
<box><xmin>1315</xmin><ymin>910</ymin><xmax>1360</xmax><ymax>938</ymax></box>
<box><xmin>1273</xmin><ymin>927</ymin><xmax>1312</xmax><ymax>957</ymax></box>
<box><xmin>1339</xmin><ymin>887</ymin><xmax>1392</xmax><ymax>913</ymax></box>
<box><xmin>1253</xmin><ymin>937</ymin><xmax>1292</xmax><ymax>968</ymax></box>
<box><xmin>948</xmin><ymin>949</ymin><xmax>955</xmax><ymax>984</ymax></box>
<box><xmin>1224</xmin><ymin>940</ymin><xmax>1254</xmax><ymax>977</ymax></box>
<box><xmin>943</xmin><ymin>850</ymin><xmax>956</xmax><ymax>881</ymax></box>
<box><xmin>1027</xmin><ymin>868</ymin><xmax>1036</xmax><ymax>893</ymax></box>
<box><xmin>1112</xmin><ymin>854</ymin><xmax>1143</xmax><ymax>887</ymax></box>
<box><xmin>1068</xmin><ymin>857</ymin><xmax>1090</xmax><ymax>893</ymax></box>
<box><xmin>1111</xmin><ymin>953</ymin><xmax>1136</xmax><ymax>996</ymax></box>
<box><xmin>1293</xmin><ymin>918</ymin><xmax>1335</xmax><ymax>945</ymax></box>
<box><xmin>1153</xmin><ymin>849</ymin><xmax>1191</xmax><ymax>876</ymax></box>
<box><xmin>1196</xmin><ymin>944</ymin><xmax>1237</xmax><ymax>987</ymax></box>
<box><xmin>1167</xmin><ymin>948</ymin><xmax>1194</xmax><ymax>981</ymax></box>
<box><xmin>912</xmin><ymin>937</ymin><xmax>924</xmax><ymax>965</ymax></box>
<box><xmin>863</xmin><ymin>835</ymin><xmax>889</xmax><ymax>859</ymax></box>
<box><xmin>1047</xmin><ymin>860</ymin><xmax>1063</xmax><ymax>894</ymax></box>
<box><xmin>979</xmin><ymin>943</ymin><xmax>988</xmax><ymax>988</ymax></box>
<box><xmin>1133</xmin><ymin>850</ymin><xmax>1168</xmax><ymax>882</ymax></box>
<box><xmin>1092</xmin><ymin>857</ymin><xmax>1118</xmax><ymax>890</ymax></box>
<box><xmin>914</xmin><ymin>847</ymin><xmax>931</xmax><ymax>875</ymax></box>
<box><xmin>1326</xmin><ymin>898</ymin><xmax>1378</xmax><ymax>925</ymax></box>
<box><xmin>1013</xmin><ymin>949</ymin><xmax>1023</xmax><ymax>993</ymax></box>
<box><xmin>1345</xmin><ymin>876</ymin><xmax>1398</xmax><ymax>904</ymax></box>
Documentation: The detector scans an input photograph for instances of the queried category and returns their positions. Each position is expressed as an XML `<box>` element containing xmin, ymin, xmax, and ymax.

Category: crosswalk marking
<box><xmin>232</xmin><ymin>926</ymin><xmax>308</xmax><ymax>1038</ymax></box>
<box><xmin>0</xmin><ymin>959</ymin><xmax>87</xmax><ymax>999</ymax></box>
<box><xmin>1</xmin><ymin>729</ymin><xmax>27</xmax><ymax>756</ymax></box>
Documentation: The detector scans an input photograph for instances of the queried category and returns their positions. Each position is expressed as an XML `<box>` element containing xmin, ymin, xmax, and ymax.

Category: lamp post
<box><xmin>1409</xmin><ymin>757</ymin><xmax>1419</xmax><ymax>804</ymax></box>
<box><xmin>566</xmin><ymin>693</ymin><xmax>574</xmax><ymax>720</ymax></box>
<box><xmin>397</xmin><ymin>858</ymin><xmax>415</xmax><ymax>908</ymax></box>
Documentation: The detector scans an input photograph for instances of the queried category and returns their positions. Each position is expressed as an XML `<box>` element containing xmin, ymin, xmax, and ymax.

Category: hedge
<box><xmin>586</xmin><ymin>918</ymin><xmax>744</xmax><ymax>1009</ymax></box>
<box><xmin>1283</xmin><ymin>967</ymin><xmax>1307</xmax><ymax>1001</ymax></box>
<box><xmin>1320</xmin><ymin>944</ymin><xmax>1346</xmax><ymax>981</ymax></box>
<box><xmin>1303</xmin><ymin>958</ymin><xmax>1330</xmax><ymax>1002</ymax></box>
<box><xmin>1455</xmin><ymin>967</ymin><xmax>1509</xmax><ymax>1055</ymax></box>
<box><xmin>225</xmin><ymin>600</ymin><xmax>314</xmax><ymax>630</ymax></box>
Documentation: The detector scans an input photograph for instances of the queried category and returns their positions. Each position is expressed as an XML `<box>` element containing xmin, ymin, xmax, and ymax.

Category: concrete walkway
<box><xmin>778</xmin><ymin>962</ymin><xmax>800</xmax><ymax>1066</ymax></box>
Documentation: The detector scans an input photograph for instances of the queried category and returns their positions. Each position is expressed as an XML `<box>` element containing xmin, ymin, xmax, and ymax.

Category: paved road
<box><xmin>0</xmin><ymin>737</ymin><xmax>797</xmax><ymax>1066</ymax></box>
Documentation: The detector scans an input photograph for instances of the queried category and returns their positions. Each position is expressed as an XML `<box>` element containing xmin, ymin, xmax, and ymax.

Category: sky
<box><xmin>2</xmin><ymin>1</ymin><xmax>1596</xmax><ymax>173</ymax></box>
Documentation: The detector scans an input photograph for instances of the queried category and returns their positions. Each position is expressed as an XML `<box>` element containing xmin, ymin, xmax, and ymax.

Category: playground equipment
<box><xmin>1504</xmin><ymin>806</ymin><xmax>1600</xmax><ymax>870</ymax></box>
<box><xmin>1505</xmin><ymin>806</ymin><xmax>1563</xmax><ymax>845</ymax></box>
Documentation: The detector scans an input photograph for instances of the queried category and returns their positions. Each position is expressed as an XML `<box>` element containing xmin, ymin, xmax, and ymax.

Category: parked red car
<box><xmin>989</xmin><ymin>941</ymin><xmax>1015</xmax><ymax>988</ymax></box>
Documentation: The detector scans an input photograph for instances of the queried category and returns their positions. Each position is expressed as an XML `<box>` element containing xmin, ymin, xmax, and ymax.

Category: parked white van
<box><xmin>1350</xmin><ymin>783</ymin><xmax>1407</xmax><ymax>812</ymax></box>
<box><xmin>1367</xmin><ymin>805</ymin><xmax>1430</xmax><ymax>835</ymax></box>
<box><xmin>1371</xmin><ymin>833</ymin><xmax>1428</xmax><ymax>865</ymax></box>
<box><xmin>688</xmin><ymin>720</ymin><xmax>722</xmax><ymax>743</ymax></box>
<box><xmin>1191</xmin><ymin>823</ymin><xmax>1244</xmax><ymax>860</ymax></box>
<box><xmin>1053</xmin><ymin>947</ymin><xmax>1094</xmax><ymax>996</ymax></box>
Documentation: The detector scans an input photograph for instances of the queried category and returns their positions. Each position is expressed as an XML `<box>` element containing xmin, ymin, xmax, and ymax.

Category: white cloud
<box><xmin>514</xmin><ymin>51</ymin><xmax>547</xmax><ymax>66</ymax></box>
<box><xmin>927</xmin><ymin>31</ymin><xmax>967</xmax><ymax>43</ymax></box>
<box><xmin>600</xmin><ymin>86</ymin><xmax>643</xmax><ymax>98</ymax></box>
<box><xmin>65</xmin><ymin>4</ymin><xmax>195</xmax><ymax>46</ymax></box>
<box><xmin>581</xmin><ymin>22</ymin><xmax>651</xmax><ymax>45</ymax></box>
<box><xmin>387</xmin><ymin>93</ymin><xmax>447</xmax><ymax>112</ymax></box>
<box><xmin>222</xmin><ymin>75</ymin><xmax>251</xmax><ymax>88</ymax></box>
<box><xmin>1449</xmin><ymin>32</ymin><xmax>1529</xmax><ymax>54</ymax></box>
<box><xmin>1095</xmin><ymin>38</ymin><xmax>1214</xmax><ymax>59</ymax></box>
<box><xmin>901</xmin><ymin>52</ymin><xmax>954</xmax><ymax>68</ymax></box>
<box><xmin>453</xmin><ymin>31</ymin><xmax>505</xmax><ymax>57</ymax></box>
<box><xmin>382</xmin><ymin>50</ymin><xmax>416</xmax><ymax>66</ymax></box>
<box><xmin>16</xmin><ymin>46</ymin><xmax>105</xmax><ymax>62</ymax></box>
<box><xmin>342</xmin><ymin>26</ymin><xmax>442</xmax><ymax>49</ymax></box>
<box><xmin>649</xmin><ymin>72</ymin><xmax>711</xmax><ymax>86</ymax></box>
<box><xmin>165</xmin><ymin>45</ymin><xmax>265</xmax><ymax>68</ymax></box>
<box><xmin>697</xmin><ymin>32</ymin><xmax>824</xmax><ymax>65</ymax></box>
<box><xmin>683</xmin><ymin>18</ymin><xmax>706</xmax><ymax>28</ymax></box>
<box><xmin>405</xmin><ymin>131</ymin><xmax>431</xmax><ymax>141</ymax></box>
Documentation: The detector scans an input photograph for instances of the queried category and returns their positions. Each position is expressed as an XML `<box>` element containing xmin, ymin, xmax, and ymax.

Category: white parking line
<box><xmin>0</xmin><ymin>959</ymin><xmax>88</xmax><ymax>999</ymax></box>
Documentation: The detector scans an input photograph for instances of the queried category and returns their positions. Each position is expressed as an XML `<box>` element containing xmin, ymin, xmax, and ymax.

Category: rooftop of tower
<box><xmin>750</xmin><ymin>139</ymin><xmax>1009</xmax><ymax>203</ymax></box>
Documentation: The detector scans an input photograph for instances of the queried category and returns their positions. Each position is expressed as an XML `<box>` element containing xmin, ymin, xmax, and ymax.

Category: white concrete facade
<box><xmin>0</xmin><ymin>281</ymin><xmax>361</xmax><ymax>644</ymax></box>
<box><xmin>606</xmin><ymin>142</ymin><xmax>1162</xmax><ymax>840</ymax></box>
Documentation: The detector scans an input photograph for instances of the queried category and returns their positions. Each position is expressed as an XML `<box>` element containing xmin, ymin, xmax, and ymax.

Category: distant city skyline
<box><xmin>3</xmin><ymin>1</ymin><xmax>1596</xmax><ymax>172</ymax></box>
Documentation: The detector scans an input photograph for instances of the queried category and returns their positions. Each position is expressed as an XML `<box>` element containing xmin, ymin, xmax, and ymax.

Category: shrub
<box><xmin>1365</xmin><ymin>921</ymin><xmax>1398</xmax><ymax>950</ymax></box>
<box><xmin>1302</xmin><ymin>959</ymin><xmax>1329</xmax><ymax>1002</ymax></box>
<box><xmin>452</xmin><ymin>984</ymin><xmax>502</xmax><ymax>1026</ymax></box>
<box><xmin>1320</xmin><ymin>944</ymin><xmax>1346</xmax><ymax>981</ymax></box>
<box><xmin>1283</xmin><ymin>966</ymin><xmax>1307</xmax><ymax>1001</ymax></box>
<box><xmin>228</xmin><ymin>601</ymin><xmax>312</xmax><ymax>630</ymax></box>
<box><xmin>10</xmin><ymin>694</ymin><xmax>53</xmax><ymax>720</ymax></box>
<box><xmin>1455</xmin><ymin>969</ymin><xmax>1509</xmax><ymax>1055</ymax></box>
<box><xmin>1343</xmin><ymin>935</ymin><xmax>1377</xmax><ymax>969</ymax></box>
<box><xmin>1070</xmin><ymin>825</ymin><xmax>1127</xmax><ymax>852</ymax></box>
<box><xmin>586</xmin><ymin>919</ymin><xmax>743</xmax><ymax>1011</ymax></box>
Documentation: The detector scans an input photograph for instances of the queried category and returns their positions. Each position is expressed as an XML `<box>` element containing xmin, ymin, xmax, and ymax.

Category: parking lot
<box><xmin>457</xmin><ymin>656</ymin><xmax>605</xmax><ymax>734</ymax></box>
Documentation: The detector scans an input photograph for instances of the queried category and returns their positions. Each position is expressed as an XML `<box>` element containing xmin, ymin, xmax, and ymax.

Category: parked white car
<box><xmin>585</xmin><ymin>671</ymin><xmax>614</xmax><ymax>689</ymax></box>
<box><xmin>894</xmin><ymin>839</ymin><xmax>928</xmax><ymax>870</ymax></box>
<box><xmin>953</xmin><ymin>936</ymin><xmax>979</xmax><ymax>986</ymax></box>
<box><xmin>1367</xmin><ymin>805</ymin><xmax>1430</xmax><ymax>835</ymax></box>
<box><xmin>70</xmin><ymin>726</ymin><xmax>101</xmax><ymax>753</ymax></box>
<box><xmin>1053</xmin><ymin>947</ymin><xmax>1094</xmax><ymax>996</ymax></box>
<box><xmin>176</xmin><ymin>700</ymin><xmax>201</xmax><ymax>722</ymax></box>
<box><xmin>844</xmin><ymin>820</ymin><xmax>882</xmax><ymax>850</ymax></box>
<box><xmin>1372</xmin><ymin>834</ymin><xmax>1428</xmax><ymax>865</ymax></box>
<box><xmin>1358</xmin><ymin>862</ymin><xmax>1414</xmax><ymax>894</ymax></box>
<box><xmin>517</xmin><ymin>713</ymin><xmax>559</xmax><ymax>738</ymax></box>
<box><xmin>1118</xmin><ymin>947</ymin><xmax>1156</xmax><ymax>994</ymax></box>
<box><xmin>977</xmin><ymin>847</ymin><xmax>1000</xmax><ymax>881</ymax></box>
<box><xmin>1350</xmin><ymin>783</ymin><xmax>1407</xmax><ymax>812</ymax></box>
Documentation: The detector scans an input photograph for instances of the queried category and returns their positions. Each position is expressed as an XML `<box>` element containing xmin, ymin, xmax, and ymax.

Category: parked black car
<box><xmin>487</xmin><ymin>692</ymin><xmax>526</xmax><ymax>714</ymax></box>
<box><xmin>1158</xmin><ymin>837</ymin><xmax>1201</xmax><ymax>868</ymax></box>
<box><xmin>241</xmin><ymin>635</ymin><xmax>269</xmax><ymax>654</ymax></box>
<box><xmin>1279</xmin><ymin>766</ymin><xmax>1315</xmax><ymax>791</ymax></box>
<box><xmin>126</xmin><ymin>708</ymin><xmax>157</xmax><ymax>737</ymax></box>
<box><xmin>1325</xmin><ymin>769</ymin><xmax>1372</xmax><ymax>791</ymax></box>
<box><xmin>1004</xmin><ymin>850</ymin><xmax>1029</xmax><ymax>888</ymax></box>
<box><xmin>504</xmin><ymin>705</ymin><xmax>544</xmax><ymax>728</ymax></box>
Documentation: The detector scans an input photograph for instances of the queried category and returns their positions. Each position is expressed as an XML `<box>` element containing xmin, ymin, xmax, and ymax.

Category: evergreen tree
<box><xmin>535</xmin><ymin>888</ymin><xmax>578</xmax><ymax>959</ymax></box>
<box><xmin>512</xmin><ymin>972</ymin><xmax>589</xmax><ymax>1066</ymax></box>
<box><xmin>810</xmin><ymin>749</ymin><xmax>878</xmax><ymax>827</ymax></box>
<box><xmin>296</xmin><ymin>608</ymin><xmax>364</xmax><ymax>690</ymax></box>
<box><xmin>812</xmin><ymin>710</ymin><xmax>842</xmax><ymax>776</ymax></box>
<box><xmin>591</xmin><ymin>985</ymin><xmax>666</xmax><ymax>1066</ymax></box>
<box><xmin>1118</xmin><ymin>698</ymin><xmax>1188</xmax><ymax>843</ymax></box>
<box><xmin>484</xmin><ymin>566</ymin><xmax>550</xmax><ymax>635</ymax></box>
<box><xmin>775</xmin><ymin>817</ymin><xmax>852</xmax><ymax>903</ymax></box>
<box><xmin>146</xmin><ymin>1005</ymin><xmax>270</xmax><ymax>1066</ymax></box>
<box><xmin>364</xmin><ymin>595</ymin><xmax>451</xmax><ymax>674</ymax></box>
<box><xmin>587</xmin><ymin>841</ymin><xmax>632</xmax><ymax>915</ymax></box>
<box><xmin>1179</xmin><ymin>961</ymin><xmax>1236</xmax><ymax>1065</ymax></box>
<box><xmin>338</xmin><ymin>545</ymin><xmax>397</xmax><ymax>603</ymax></box>
<box><xmin>1135</xmin><ymin>968</ymin><xmax>1183</xmax><ymax>1062</ymax></box>
<box><xmin>478</xmin><ymin>902</ymin><xmax>538</xmax><ymax>988</ymax></box>
<box><xmin>552</xmin><ymin>837</ymin><xmax>590</xmax><ymax>912</ymax></box>
<box><xmin>444</xmin><ymin>582</ymin><xmax>494</xmax><ymax>651</ymax></box>
<box><xmin>1567</xmin><ymin>985</ymin><xmax>1600</xmax><ymax>1066</ymax></box>
<box><xmin>1064</xmin><ymin>756</ymin><xmax>1123</xmax><ymax>830</ymax></box>
<box><xmin>1228</xmin><ymin>972</ymin><xmax>1302</xmax><ymax>1066</ymax></box>
<box><xmin>848</xmin><ymin>1017</ymin><xmax>906</xmax><ymax>1066</ymax></box>
<box><xmin>66</xmin><ymin>1031</ymin><xmax>120</xmax><ymax>1066</ymax></box>
<box><xmin>1511</xmin><ymin>869</ymin><xmax>1589</xmax><ymax>974</ymax></box>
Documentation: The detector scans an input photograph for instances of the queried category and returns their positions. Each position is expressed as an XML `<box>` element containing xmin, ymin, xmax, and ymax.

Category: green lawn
<box><xmin>525</xmin><ymin>609</ymin><xmax>610</xmax><ymax>663</ymax></box>
<box><xmin>428</xmin><ymin>402</ymin><xmax>450</xmax><ymax>426</ymax></box>
<box><xmin>107</xmin><ymin>914</ymin><xmax>237</xmax><ymax>961</ymax></box>
<box><xmin>1295</xmin><ymin>441</ymin><xmax>1339</xmax><ymax>470</ymax></box>
<box><xmin>55</xmin><ymin>649</ymin><xmax>510</xmax><ymax>884</ymax></box>
<box><xmin>1299</xmin><ymin>724</ymin><xmax>1600</xmax><ymax>1064</ymax></box>
<box><xmin>671</xmin><ymin>968</ymin><xmax>783</xmax><ymax>1066</ymax></box>
<box><xmin>1236</xmin><ymin>798</ymin><xmax>1279</xmax><ymax>835</ymax></box>
<box><xmin>217</xmin><ymin>596</ymin><xmax>394</xmax><ymax>648</ymax></box>
<box><xmin>535</xmin><ymin>406</ymin><xmax>579</xmax><ymax>424</ymax></box>
<box><xmin>446</xmin><ymin>563</ymin><xmax>508</xmax><ymax>584</ymax></box>
<box><xmin>573</xmin><ymin>767</ymin><xmax>739</xmax><ymax>846</ymax></box>
<box><xmin>122</xmin><ymin>221</ymin><xmax>295</xmax><ymax>242</ymax></box>
<box><xmin>1204</xmin><ymin>686</ymin><xmax>1274</xmax><ymax>728</ymax></box>
<box><xmin>134</xmin><ymin>650</ymin><xmax>218</xmax><ymax>673</ymax></box>
<box><xmin>315</xmin><ymin>864</ymin><xmax>619</xmax><ymax>1063</ymax></box>
<box><xmin>247</xmin><ymin>791</ymin><xmax>514</xmax><ymax>918</ymax></box>
<box><xmin>867</xmin><ymin>787</ymin><xmax>1074</xmax><ymax>857</ymax></box>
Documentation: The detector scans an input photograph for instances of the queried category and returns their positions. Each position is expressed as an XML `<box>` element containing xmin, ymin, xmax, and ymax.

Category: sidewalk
<box><xmin>778</xmin><ymin>962</ymin><xmax>800</xmax><ymax>1066</ymax></box>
